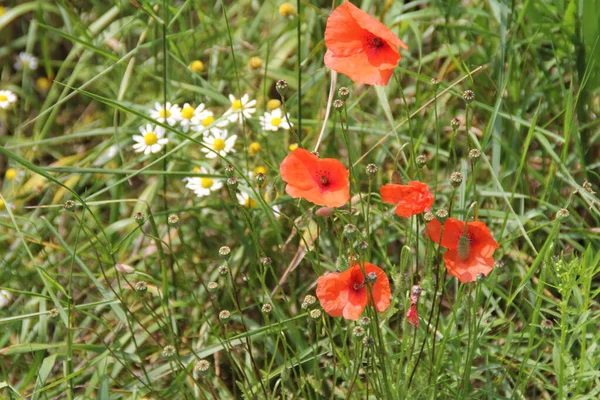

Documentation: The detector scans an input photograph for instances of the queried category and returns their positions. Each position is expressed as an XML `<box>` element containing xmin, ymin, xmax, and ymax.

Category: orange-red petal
<box><xmin>324</xmin><ymin>50</ymin><xmax>396</xmax><ymax>86</ymax></box>
<box><xmin>406</xmin><ymin>303</ymin><xmax>420</xmax><ymax>327</ymax></box>
<box><xmin>343</xmin><ymin>1</ymin><xmax>408</xmax><ymax>51</ymax></box>
<box><xmin>316</xmin><ymin>272</ymin><xmax>348</xmax><ymax>318</ymax></box>
<box><xmin>443</xmin><ymin>249</ymin><xmax>495</xmax><ymax>283</ymax></box>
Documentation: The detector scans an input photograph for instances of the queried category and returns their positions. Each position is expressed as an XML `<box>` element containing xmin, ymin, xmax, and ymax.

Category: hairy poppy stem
<box><xmin>354</xmin><ymin>65</ymin><xmax>487</xmax><ymax>166</ymax></box>
<box><xmin>314</xmin><ymin>70</ymin><xmax>337</xmax><ymax>152</ymax></box>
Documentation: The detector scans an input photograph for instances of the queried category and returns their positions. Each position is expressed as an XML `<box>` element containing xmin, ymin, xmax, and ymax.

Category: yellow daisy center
<box><xmin>248</xmin><ymin>142</ymin><xmax>261</xmax><ymax>155</ymax></box>
<box><xmin>0</xmin><ymin>95</ymin><xmax>7</xmax><ymax>102</ymax></box>
<box><xmin>232</xmin><ymin>99</ymin><xmax>243</xmax><ymax>110</ymax></box>
<box><xmin>189</xmin><ymin>60</ymin><xmax>204</xmax><ymax>73</ymax></box>
<box><xmin>254</xmin><ymin>166</ymin><xmax>267</xmax><ymax>175</ymax></box>
<box><xmin>202</xmin><ymin>116</ymin><xmax>215</xmax><ymax>127</ymax></box>
<box><xmin>271</xmin><ymin>117</ymin><xmax>282</xmax><ymax>127</ymax></box>
<box><xmin>213</xmin><ymin>138</ymin><xmax>226</xmax><ymax>151</ymax></box>
<box><xmin>0</xmin><ymin>7</ymin><xmax>5</xmax><ymax>16</ymax></box>
<box><xmin>193</xmin><ymin>166</ymin><xmax>201</xmax><ymax>173</ymax></box>
<box><xmin>288</xmin><ymin>143</ymin><xmax>299</xmax><ymax>151</ymax></box>
<box><xmin>0</xmin><ymin>198</ymin><xmax>4</xmax><ymax>209</ymax></box>
<box><xmin>181</xmin><ymin>107</ymin><xmax>194</xmax><ymax>120</ymax></box>
<box><xmin>267</xmin><ymin>99</ymin><xmax>281</xmax><ymax>111</ymax></box>
<box><xmin>159</xmin><ymin>109</ymin><xmax>171</xmax><ymax>118</ymax></box>
<box><xmin>245</xmin><ymin>197</ymin><xmax>257</xmax><ymax>208</ymax></box>
<box><xmin>200</xmin><ymin>178</ymin><xmax>214</xmax><ymax>189</ymax></box>
<box><xmin>144</xmin><ymin>132</ymin><xmax>158</xmax><ymax>146</ymax></box>
<box><xmin>5</xmin><ymin>168</ymin><xmax>17</xmax><ymax>181</ymax></box>
<box><xmin>36</xmin><ymin>77</ymin><xmax>51</xmax><ymax>91</ymax></box>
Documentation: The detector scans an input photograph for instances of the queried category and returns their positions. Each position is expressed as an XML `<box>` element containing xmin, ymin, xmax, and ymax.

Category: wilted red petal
<box><xmin>406</xmin><ymin>303</ymin><xmax>419</xmax><ymax>327</ymax></box>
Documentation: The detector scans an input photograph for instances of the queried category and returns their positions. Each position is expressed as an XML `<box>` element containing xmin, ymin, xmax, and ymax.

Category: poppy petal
<box><xmin>316</xmin><ymin>273</ymin><xmax>349</xmax><ymax>317</ymax></box>
<box><xmin>363</xmin><ymin>263</ymin><xmax>391</xmax><ymax>313</ymax></box>
<box><xmin>406</xmin><ymin>303</ymin><xmax>420</xmax><ymax>327</ymax></box>
<box><xmin>324</xmin><ymin>3</ymin><xmax>365</xmax><ymax>57</ymax></box>
<box><xmin>280</xmin><ymin>148</ymin><xmax>318</xmax><ymax>191</ymax></box>
<box><xmin>324</xmin><ymin>50</ymin><xmax>395</xmax><ymax>86</ymax></box>
<box><xmin>344</xmin><ymin>1</ymin><xmax>408</xmax><ymax>50</ymax></box>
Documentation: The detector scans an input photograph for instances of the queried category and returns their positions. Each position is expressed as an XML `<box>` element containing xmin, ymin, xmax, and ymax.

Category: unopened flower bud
<box><xmin>115</xmin><ymin>263</ymin><xmax>135</xmax><ymax>275</ymax></box>
<box><xmin>468</xmin><ymin>149</ymin><xmax>481</xmax><ymax>163</ymax></box>
<box><xmin>261</xmin><ymin>303</ymin><xmax>272</xmax><ymax>313</ymax></box>
<box><xmin>540</xmin><ymin>319</ymin><xmax>553</xmax><ymax>331</ymax></box>
<box><xmin>276</xmin><ymin>80</ymin><xmax>288</xmax><ymax>95</ymax></box>
<box><xmin>411</xmin><ymin>285</ymin><xmax>422</xmax><ymax>297</ymax></box>
<box><xmin>353</xmin><ymin>326</ymin><xmax>365</xmax><ymax>337</ymax></box>
<box><xmin>64</xmin><ymin>200</ymin><xmax>76</xmax><ymax>211</ymax></box>
<box><xmin>135</xmin><ymin>281</ymin><xmax>147</xmax><ymax>294</ymax></box>
<box><xmin>556</xmin><ymin>208</ymin><xmax>569</xmax><ymax>220</ymax></box>
<box><xmin>450</xmin><ymin>172</ymin><xmax>463</xmax><ymax>187</ymax></box>
<box><xmin>219</xmin><ymin>246</ymin><xmax>231</xmax><ymax>259</ymax></box>
<box><xmin>462</xmin><ymin>89</ymin><xmax>475</xmax><ymax>105</ymax></box>
<box><xmin>344</xmin><ymin>224</ymin><xmax>358</xmax><ymax>238</ymax></box>
<box><xmin>451</xmin><ymin>117</ymin><xmax>461</xmax><ymax>130</ymax></box>
<box><xmin>168</xmin><ymin>214</ymin><xmax>179</xmax><ymax>225</ymax></box>
<box><xmin>416</xmin><ymin>155</ymin><xmax>428</xmax><ymax>168</ymax></box>
<box><xmin>195</xmin><ymin>359</ymin><xmax>210</xmax><ymax>376</ymax></box>
<box><xmin>162</xmin><ymin>345</ymin><xmax>176</xmax><ymax>359</ymax></box>
<box><xmin>333</xmin><ymin>99</ymin><xmax>344</xmax><ymax>111</ymax></box>
<box><xmin>338</xmin><ymin>86</ymin><xmax>350</xmax><ymax>100</ymax></box>
<box><xmin>365</xmin><ymin>272</ymin><xmax>377</xmax><ymax>284</ymax></box>
<box><xmin>227</xmin><ymin>177</ymin><xmax>238</xmax><ymax>189</ymax></box>
<box><xmin>303</xmin><ymin>295</ymin><xmax>316</xmax><ymax>306</ymax></box>
<box><xmin>255</xmin><ymin>172</ymin><xmax>266</xmax><ymax>188</ymax></box>
<box><xmin>219</xmin><ymin>310</ymin><xmax>231</xmax><ymax>322</ymax></box>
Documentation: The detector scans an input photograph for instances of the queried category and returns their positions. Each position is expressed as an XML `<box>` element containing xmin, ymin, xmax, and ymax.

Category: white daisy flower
<box><xmin>259</xmin><ymin>108</ymin><xmax>292</xmax><ymax>132</ymax></box>
<box><xmin>178</xmin><ymin>103</ymin><xmax>207</xmax><ymax>132</ymax></box>
<box><xmin>0</xmin><ymin>289</ymin><xmax>12</xmax><ymax>309</ymax></box>
<box><xmin>132</xmin><ymin>124</ymin><xmax>168</xmax><ymax>154</ymax></box>
<box><xmin>14</xmin><ymin>52</ymin><xmax>38</xmax><ymax>71</ymax></box>
<box><xmin>224</xmin><ymin>94</ymin><xmax>257</xmax><ymax>124</ymax></box>
<box><xmin>149</xmin><ymin>102</ymin><xmax>181</xmax><ymax>126</ymax></box>
<box><xmin>0</xmin><ymin>90</ymin><xmax>17</xmax><ymax>109</ymax></box>
<box><xmin>184</xmin><ymin>167</ymin><xmax>224</xmax><ymax>197</ymax></box>
<box><xmin>192</xmin><ymin>110</ymin><xmax>228</xmax><ymax>135</ymax></box>
<box><xmin>236</xmin><ymin>190</ymin><xmax>258</xmax><ymax>208</ymax></box>
<box><xmin>201</xmin><ymin>129</ymin><xmax>237</xmax><ymax>159</ymax></box>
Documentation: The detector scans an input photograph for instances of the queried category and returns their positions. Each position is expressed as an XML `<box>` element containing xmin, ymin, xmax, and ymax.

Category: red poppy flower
<box><xmin>380</xmin><ymin>181</ymin><xmax>434</xmax><ymax>218</ymax></box>
<box><xmin>324</xmin><ymin>0</ymin><xmax>408</xmax><ymax>86</ymax></box>
<box><xmin>316</xmin><ymin>262</ymin><xmax>391</xmax><ymax>321</ymax></box>
<box><xmin>280</xmin><ymin>148</ymin><xmax>350</xmax><ymax>208</ymax></box>
<box><xmin>406</xmin><ymin>303</ymin><xmax>419</xmax><ymax>327</ymax></box>
<box><xmin>425</xmin><ymin>218</ymin><xmax>500</xmax><ymax>283</ymax></box>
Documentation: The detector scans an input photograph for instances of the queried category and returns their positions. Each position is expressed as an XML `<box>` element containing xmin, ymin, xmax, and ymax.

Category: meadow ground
<box><xmin>0</xmin><ymin>0</ymin><xmax>599</xmax><ymax>399</ymax></box>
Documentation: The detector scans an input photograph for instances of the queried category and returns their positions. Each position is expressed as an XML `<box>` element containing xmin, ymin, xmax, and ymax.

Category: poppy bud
<box><xmin>468</xmin><ymin>149</ymin><xmax>481</xmax><ymax>163</ymax></box>
<box><xmin>219</xmin><ymin>310</ymin><xmax>231</xmax><ymax>322</ymax></box>
<box><xmin>261</xmin><ymin>257</ymin><xmax>272</xmax><ymax>266</ymax></box>
<box><xmin>457</xmin><ymin>234</ymin><xmax>471</xmax><ymax>261</ymax></box>
<box><xmin>333</xmin><ymin>99</ymin><xmax>344</xmax><ymax>111</ymax></box>
<box><xmin>366</xmin><ymin>163</ymin><xmax>378</xmax><ymax>178</ymax></box>
<box><xmin>365</xmin><ymin>272</ymin><xmax>377</xmax><ymax>284</ymax></box>
<box><xmin>276</xmin><ymin>80</ymin><xmax>288</xmax><ymax>95</ymax></box>
<box><xmin>416</xmin><ymin>155</ymin><xmax>427</xmax><ymax>168</ymax></box>
<box><xmin>450</xmin><ymin>172</ymin><xmax>463</xmax><ymax>188</ymax></box>
<box><xmin>462</xmin><ymin>89</ymin><xmax>475</xmax><ymax>105</ymax></box>
<box><xmin>451</xmin><ymin>117</ymin><xmax>461</xmax><ymax>130</ymax></box>
<box><xmin>338</xmin><ymin>86</ymin><xmax>350</xmax><ymax>100</ymax></box>
<box><xmin>219</xmin><ymin>246</ymin><xmax>231</xmax><ymax>259</ymax></box>
<box><xmin>115</xmin><ymin>263</ymin><xmax>135</xmax><ymax>275</ymax></box>
<box><xmin>224</xmin><ymin>164</ymin><xmax>235</xmax><ymax>177</ymax></box>
<box><xmin>64</xmin><ymin>200</ymin><xmax>76</xmax><ymax>211</ymax></box>
<box><xmin>167</xmin><ymin>214</ymin><xmax>179</xmax><ymax>225</ymax></box>
<box><xmin>135</xmin><ymin>281</ymin><xmax>147</xmax><ymax>295</ymax></box>
<box><xmin>195</xmin><ymin>359</ymin><xmax>210</xmax><ymax>376</ymax></box>
<box><xmin>316</xmin><ymin>207</ymin><xmax>335</xmax><ymax>218</ymax></box>
<box><xmin>411</xmin><ymin>285</ymin><xmax>422</xmax><ymax>297</ymax></box>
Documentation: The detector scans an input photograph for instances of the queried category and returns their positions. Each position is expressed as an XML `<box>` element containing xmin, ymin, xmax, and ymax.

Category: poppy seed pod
<box><xmin>338</xmin><ymin>87</ymin><xmax>350</xmax><ymax>100</ymax></box>
<box><xmin>276</xmin><ymin>80</ymin><xmax>288</xmax><ymax>95</ymax></box>
<box><xmin>463</xmin><ymin>89</ymin><xmax>475</xmax><ymax>104</ymax></box>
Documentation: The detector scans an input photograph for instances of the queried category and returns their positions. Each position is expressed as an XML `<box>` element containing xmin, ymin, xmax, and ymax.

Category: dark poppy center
<box><xmin>352</xmin><ymin>281</ymin><xmax>365</xmax><ymax>291</ymax></box>
<box><xmin>316</xmin><ymin>170</ymin><xmax>332</xmax><ymax>188</ymax></box>
<box><xmin>372</xmin><ymin>37</ymin><xmax>383</xmax><ymax>48</ymax></box>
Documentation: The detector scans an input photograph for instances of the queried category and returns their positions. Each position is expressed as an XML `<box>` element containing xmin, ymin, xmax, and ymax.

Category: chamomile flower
<box><xmin>0</xmin><ymin>90</ymin><xmax>17</xmax><ymax>109</ymax></box>
<box><xmin>225</xmin><ymin>94</ymin><xmax>256</xmax><ymax>124</ymax></box>
<box><xmin>0</xmin><ymin>289</ymin><xmax>12</xmax><ymax>309</ymax></box>
<box><xmin>132</xmin><ymin>124</ymin><xmax>168</xmax><ymax>154</ymax></box>
<box><xmin>149</xmin><ymin>102</ymin><xmax>181</xmax><ymax>126</ymax></box>
<box><xmin>236</xmin><ymin>190</ymin><xmax>258</xmax><ymax>208</ymax></box>
<box><xmin>201</xmin><ymin>129</ymin><xmax>237</xmax><ymax>159</ymax></box>
<box><xmin>185</xmin><ymin>167</ymin><xmax>224</xmax><ymax>197</ymax></box>
<box><xmin>259</xmin><ymin>108</ymin><xmax>292</xmax><ymax>131</ymax></box>
<box><xmin>14</xmin><ymin>52</ymin><xmax>38</xmax><ymax>70</ymax></box>
<box><xmin>179</xmin><ymin>103</ymin><xmax>206</xmax><ymax>132</ymax></box>
<box><xmin>5</xmin><ymin>168</ymin><xmax>24</xmax><ymax>183</ymax></box>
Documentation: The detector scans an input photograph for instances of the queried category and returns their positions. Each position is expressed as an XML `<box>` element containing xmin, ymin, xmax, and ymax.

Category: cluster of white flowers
<box><xmin>184</xmin><ymin>166</ymin><xmax>224</xmax><ymax>198</ymax></box>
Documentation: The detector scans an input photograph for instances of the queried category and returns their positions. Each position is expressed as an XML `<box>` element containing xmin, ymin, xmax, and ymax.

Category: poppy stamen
<box><xmin>372</xmin><ymin>37</ymin><xmax>383</xmax><ymax>48</ymax></box>
<box><xmin>353</xmin><ymin>282</ymin><xmax>365</xmax><ymax>291</ymax></box>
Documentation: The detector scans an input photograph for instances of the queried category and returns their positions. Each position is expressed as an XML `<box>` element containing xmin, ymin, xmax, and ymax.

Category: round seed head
<box><xmin>207</xmin><ymin>281</ymin><xmax>218</xmax><ymax>293</ymax></box>
<box><xmin>468</xmin><ymin>149</ymin><xmax>481</xmax><ymax>163</ymax></box>
<box><xmin>194</xmin><ymin>359</ymin><xmax>211</xmax><ymax>376</ymax></box>
<box><xmin>450</xmin><ymin>172</ymin><xmax>463</xmax><ymax>188</ymax></box>
<box><xmin>353</xmin><ymin>326</ymin><xmax>365</xmax><ymax>337</ymax></box>
<box><xmin>218</xmin><ymin>265</ymin><xmax>229</xmax><ymax>276</ymax></box>
<box><xmin>276</xmin><ymin>80</ymin><xmax>288</xmax><ymax>95</ymax></box>
<box><xmin>333</xmin><ymin>99</ymin><xmax>344</xmax><ymax>111</ymax></box>
<box><xmin>261</xmin><ymin>303</ymin><xmax>272</xmax><ymax>313</ymax></box>
<box><xmin>224</xmin><ymin>164</ymin><xmax>235</xmax><ymax>177</ymax></box>
<box><xmin>451</xmin><ymin>117</ymin><xmax>461</xmax><ymax>130</ymax></box>
<box><xmin>416</xmin><ymin>155</ymin><xmax>428</xmax><ymax>168</ymax></box>
<box><xmin>162</xmin><ymin>345</ymin><xmax>176</xmax><ymax>359</ymax></box>
<box><xmin>462</xmin><ymin>89</ymin><xmax>475</xmax><ymax>104</ymax></box>
<box><xmin>219</xmin><ymin>310</ymin><xmax>231</xmax><ymax>322</ymax></box>
<box><xmin>219</xmin><ymin>246</ymin><xmax>231</xmax><ymax>259</ymax></box>
<box><xmin>309</xmin><ymin>309</ymin><xmax>322</xmax><ymax>319</ymax></box>
<box><xmin>556</xmin><ymin>208</ymin><xmax>570</xmax><ymax>220</ymax></box>
<box><xmin>338</xmin><ymin>86</ymin><xmax>350</xmax><ymax>100</ymax></box>
<box><xmin>424</xmin><ymin>212</ymin><xmax>435</xmax><ymax>222</ymax></box>
<box><xmin>64</xmin><ymin>200</ymin><xmax>76</xmax><ymax>211</ymax></box>
<box><xmin>167</xmin><ymin>214</ymin><xmax>179</xmax><ymax>225</ymax></box>
<box><xmin>135</xmin><ymin>281</ymin><xmax>147</xmax><ymax>294</ymax></box>
<box><xmin>366</xmin><ymin>163</ymin><xmax>378</xmax><ymax>178</ymax></box>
